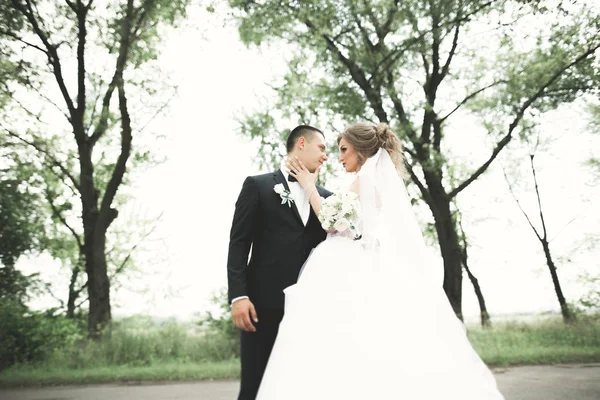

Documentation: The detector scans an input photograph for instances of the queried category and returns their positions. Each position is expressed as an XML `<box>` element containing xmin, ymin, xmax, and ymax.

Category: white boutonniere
<box><xmin>274</xmin><ymin>183</ymin><xmax>294</xmax><ymax>207</ymax></box>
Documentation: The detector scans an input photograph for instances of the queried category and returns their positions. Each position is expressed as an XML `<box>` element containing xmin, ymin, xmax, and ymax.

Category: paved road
<box><xmin>1</xmin><ymin>363</ymin><xmax>598</xmax><ymax>400</ymax></box>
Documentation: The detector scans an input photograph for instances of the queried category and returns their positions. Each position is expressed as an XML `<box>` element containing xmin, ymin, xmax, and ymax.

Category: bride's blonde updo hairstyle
<box><xmin>337</xmin><ymin>122</ymin><xmax>407</xmax><ymax>178</ymax></box>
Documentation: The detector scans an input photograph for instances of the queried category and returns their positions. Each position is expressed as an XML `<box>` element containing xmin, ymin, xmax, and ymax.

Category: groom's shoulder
<box><xmin>241</xmin><ymin>171</ymin><xmax>276</xmax><ymax>188</ymax></box>
<box><xmin>246</xmin><ymin>171</ymin><xmax>275</xmax><ymax>183</ymax></box>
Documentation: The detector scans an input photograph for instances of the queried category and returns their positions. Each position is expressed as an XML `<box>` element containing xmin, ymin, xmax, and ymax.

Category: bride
<box><xmin>256</xmin><ymin>122</ymin><xmax>505</xmax><ymax>399</ymax></box>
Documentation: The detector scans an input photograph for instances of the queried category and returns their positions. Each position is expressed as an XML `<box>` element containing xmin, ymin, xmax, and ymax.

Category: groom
<box><xmin>227</xmin><ymin>125</ymin><xmax>332</xmax><ymax>400</ymax></box>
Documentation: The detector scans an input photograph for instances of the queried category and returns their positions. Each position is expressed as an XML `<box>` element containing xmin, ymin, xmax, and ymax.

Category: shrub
<box><xmin>0</xmin><ymin>300</ymin><xmax>83</xmax><ymax>370</ymax></box>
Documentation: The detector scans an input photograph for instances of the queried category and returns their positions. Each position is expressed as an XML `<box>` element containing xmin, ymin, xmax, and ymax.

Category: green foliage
<box><xmin>0</xmin><ymin>301</ymin><xmax>83</xmax><ymax>371</ymax></box>
<box><xmin>228</xmin><ymin>0</ymin><xmax>600</xmax><ymax>179</ymax></box>
<box><xmin>40</xmin><ymin>315</ymin><xmax>237</xmax><ymax>369</ymax></box>
<box><xmin>196</xmin><ymin>288</ymin><xmax>240</xmax><ymax>358</ymax></box>
<box><xmin>0</xmin><ymin>310</ymin><xmax>238</xmax><ymax>374</ymax></box>
<box><xmin>0</xmin><ymin>1</ymin><xmax>195</xmax><ymax>331</ymax></box>
<box><xmin>0</xmin><ymin>314</ymin><xmax>599</xmax><ymax>386</ymax></box>
<box><xmin>0</xmin><ymin>179</ymin><xmax>44</xmax><ymax>268</ymax></box>
<box><xmin>228</xmin><ymin>0</ymin><xmax>600</xmax><ymax>316</ymax></box>
<box><xmin>0</xmin><ymin>266</ymin><xmax>42</xmax><ymax>306</ymax></box>
<box><xmin>0</xmin><ymin>359</ymin><xmax>240</xmax><ymax>387</ymax></box>
<box><xmin>0</xmin><ymin>135</ymin><xmax>47</xmax><ymax>268</ymax></box>
<box><xmin>577</xmin><ymin>273</ymin><xmax>600</xmax><ymax>311</ymax></box>
<box><xmin>467</xmin><ymin>314</ymin><xmax>600</xmax><ymax>365</ymax></box>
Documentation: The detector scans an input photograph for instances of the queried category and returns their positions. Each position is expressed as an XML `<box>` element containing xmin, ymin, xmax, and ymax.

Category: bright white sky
<box><xmin>17</xmin><ymin>4</ymin><xmax>600</xmax><ymax>323</ymax></box>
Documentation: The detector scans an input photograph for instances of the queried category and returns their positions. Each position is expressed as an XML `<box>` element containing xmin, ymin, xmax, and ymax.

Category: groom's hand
<box><xmin>231</xmin><ymin>298</ymin><xmax>258</xmax><ymax>332</ymax></box>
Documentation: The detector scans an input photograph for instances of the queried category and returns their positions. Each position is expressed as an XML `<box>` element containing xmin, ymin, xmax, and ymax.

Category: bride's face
<box><xmin>339</xmin><ymin>137</ymin><xmax>359</xmax><ymax>173</ymax></box>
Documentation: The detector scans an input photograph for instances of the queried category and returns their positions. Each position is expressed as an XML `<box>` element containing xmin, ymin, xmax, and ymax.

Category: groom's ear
<box><xmin>297</xmin><ymin>136</ymin><xmax>306</xmax><ymax>150</ymax></box>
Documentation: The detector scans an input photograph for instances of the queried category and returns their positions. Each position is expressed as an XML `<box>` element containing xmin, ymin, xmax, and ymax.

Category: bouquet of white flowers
<box><xmin>318</xmin><ymin>191</ymin><xmax>362</xmax><ymax>240</ymax></box>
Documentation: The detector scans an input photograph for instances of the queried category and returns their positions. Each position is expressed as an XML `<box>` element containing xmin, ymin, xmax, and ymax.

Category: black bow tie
<box><xmin>287</xmin><ymin>174</ymin><xmax>297</xmax><ymax>183</ymax></box>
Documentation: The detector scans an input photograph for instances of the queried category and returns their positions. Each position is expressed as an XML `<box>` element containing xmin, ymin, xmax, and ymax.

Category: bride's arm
<box><xmin>306</xmin><ymin>184</ymin><xmax>322</xmax><ymax>215</ymax></box>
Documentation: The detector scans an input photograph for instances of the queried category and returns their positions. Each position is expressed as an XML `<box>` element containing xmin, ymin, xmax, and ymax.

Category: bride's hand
<box><xmin>287</xmin><ymin>156</ymin><xmax>320</xmax><ymax>190</ymax></box>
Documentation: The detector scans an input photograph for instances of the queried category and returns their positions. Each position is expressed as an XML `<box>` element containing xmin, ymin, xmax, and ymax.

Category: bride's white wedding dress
<box><xmin>256</xmin><ymin>149</ymin><xmax>505</xmax><ymax>400</ymax></box>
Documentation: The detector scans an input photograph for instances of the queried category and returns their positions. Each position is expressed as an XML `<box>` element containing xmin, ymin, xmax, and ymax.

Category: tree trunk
<box><xmin>436</xmin><ymin>213</ymin><xmax>463</xmax><ymax>319</ymax></box>
<box><xmin>457</xmin><ymin>216</ymin><xmax>491</xmax><ymax>328</ymax></box>
<box><xmin>463</xmin><ymin>261</ymin><xmax>491</xmax><ymax>328</ymax></box>
<box><xmin>426</xmin><ymin>184</ymin><xmax>463</xmax><ymax>319</ymax></box>
<box><xmin>542</xmin><ymin>240</ymin><xmax>574</xmax><ymax>323</ymax></box>
<box><xmin>78</xmin><ymin>135</ymin><xmax>112</xmax><ymax>338</ymax></box>
<box><xmin>86</xmin><ymin>234</ymin><xmax>111</xmax><ymax>338</ymax></box>
<box><xmin>66</xmin><ymin>266</ymin><xmax>79</xmax><ymax>319</ymax></box>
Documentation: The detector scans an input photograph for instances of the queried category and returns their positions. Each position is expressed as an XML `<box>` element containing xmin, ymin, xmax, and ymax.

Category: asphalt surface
<box><xmin>0</xmin><ymin>363</ymin><xmax>598</xmax><ymax>400</ymax></box>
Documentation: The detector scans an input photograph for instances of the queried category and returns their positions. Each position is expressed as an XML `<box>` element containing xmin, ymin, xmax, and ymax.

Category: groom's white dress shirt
<box><xmin>231</xmin><ymin>162</ymin><xmax>311</xmax><ymax>306</ymax></box>
<box><xmin>280</xmin><ymin>163</ymin><xmax>311</xmax><ymax>226</ymax></box>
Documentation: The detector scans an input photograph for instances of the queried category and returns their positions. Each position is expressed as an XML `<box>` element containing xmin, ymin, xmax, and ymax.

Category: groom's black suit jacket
<box><xmin>227</xmin><ymin>170</ymin><xmax>332</xmax><ymax>310</ymax></box>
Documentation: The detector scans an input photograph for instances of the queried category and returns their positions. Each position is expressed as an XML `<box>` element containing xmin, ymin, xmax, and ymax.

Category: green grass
<box><xmin>0</xmin><ymin>360</ymin><xmax>240</xmax><ymax>388</ymax></box>
<box><xmin>1</xmin><ymin>314</ymin><xmax>599</xmax><ymax>388</ymax></box>
<box><xmin>467</xmin><ymin>315</ymin><xmax>600</xmax><ymax>367</ymax></box>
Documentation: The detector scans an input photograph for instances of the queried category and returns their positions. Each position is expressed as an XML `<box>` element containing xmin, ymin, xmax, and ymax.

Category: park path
<box><xmin>0</xmin><ymin>363</ymin><xmax>599</xmax><ymax>400</ymax></box>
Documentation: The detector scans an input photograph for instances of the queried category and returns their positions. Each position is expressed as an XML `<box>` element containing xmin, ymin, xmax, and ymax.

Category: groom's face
<box><xmin>299</xmin><ymin>132</ymin><xmax>328</xmax><ymax>172</ymax></box>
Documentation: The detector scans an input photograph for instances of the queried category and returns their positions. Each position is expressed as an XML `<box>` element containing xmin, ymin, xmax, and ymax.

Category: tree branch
<box><xmin>407</xmin><ymin>163</ymin><xmax>433</xmax><ymax>206</ymax></box>
<box><xmin>29</xmin><ymin>84</ymin><xmax>72</xmax><ymax>121</ymax></box>
<box><xmin>44</xmin><ymin>188</ymin><xmax>83</xmax><ymax>251</ymax></box>
<box><xmin>137</xmin><ymin>89</ymin><xmax>177</xmax><ymax>134</ymax></box>
<box><xmin>385</xmin><ymin>70</ymin><xmax>420</xmax><ymax>144</ymax></box>
<box><xmin>109</xmin><ymin>213</ymin><xmax>161</xmax><ymax>279</ymax></box>
<box><xmin>378</xmin><ymin>0</ymin><xmax>401</xmax><ymax>41</ymax></box>
<box><xmin>75</xmin><ymin>1</ymin><xmax>90</xmax><ymax>114</ymax></box>
<box><xmin>85</xmin><ymin>79</ymin><xmax>105</xmax><ymax>136</ymax></box>
<box><xmin>89</xmin><ymin>76</ymin><xmax>118</xmax><ymax>146</ymax></box>
<box><xmin>530</xmin><ymin>154</ymin><xmax>549</xmax><ymax>241</ymax></box>
<box><xmin>403</xmin><ymin>6</ymin><xmax>431</xmax><ymax>81</ymax></box>
<box><xmin>97</xmin><ymin>80</ymin><xmax>132</xmax><ymax>232</ymax></box>
<box><xmin>429</xmin><ymin>0</ymin><xmax>441</xmax><ymax>79</ymax></box>
<box><xmin>74</xmin><ymin>295</ymin><xmax>89</xmax><ymax>309</ymax></box>
<box><xmin>350</xmin><ymin>4</ymin><xmax>376</xmax><ymax>53</ymax></box>
<box><xmin>433</xmin><ymin>118</ymin><xmax>442</xmax><ymax>151</ymax></box>
<box><xmin>305</xmin><ymin>18</ymin><xmax>388</xmax><ymax>123</ymax></box>
<box><xmin>502</xmin><ymin>165</ymin><xmax>542</xmax><ymax>241</ymax></box>
<box><xmin>42</xmin><ymin>282</ymin><xmax>66</xmax><ymax>309</ymax></box>
<box><xmin>0</xmin><ymin>29</ymin><xmax>48</xmax><ymax>54</ymax></box>
<box><xmin>448</xmin><ymin>43</ymin><xmax>600</xmax><ymax>199</ymax></box>
<box><xmin>3</xmin><ymin>88</ymin><xmax>51</xmax><ymax>121</ymax></box>
<box><xmin>90</xmin><ymin>0</ymin><xmax>151</xmax><ymax>146</ymax></box>
<box><xmin>13</xmin><ymin>0</ymin><xmax>77</xmax><ymax>118</ymax></box>
<box><xmin>439</xmin><ymin>21</ymin><xmax>460</xmax><ymax>81</ymax></box>
<box><xmin>360</xmin><ymin>0</ymin><xmax>380</xmax><ymax>33</ymax></box>
<box><xmin>438</xmin><ymin>80</ymin><xmax>507</xmax><ymax>123</ymax></box>
<box><xmin>4</xmin><ymin>129</ymin><xmax>81</xmax><ymax>191</ymax></box>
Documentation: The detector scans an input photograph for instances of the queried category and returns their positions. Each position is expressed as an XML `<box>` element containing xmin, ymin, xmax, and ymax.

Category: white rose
<box><xmin>341</xmin><ymin>202</ymin><xmax>354</xmax><ymax>215</ymax></box>
<box><xmin>274</xmin><ymin>183</ymin><xmax>285</xmax><ymax>195</ymax></box>
<box><xmin>321</xmin><ymin>219</ymin><xmax>333</xmax><ymax>230</ymax></box>
<box><xmin>334</xmin><ymin>217</ymin><xmax>351</xmax><ymax>232</ymax></box>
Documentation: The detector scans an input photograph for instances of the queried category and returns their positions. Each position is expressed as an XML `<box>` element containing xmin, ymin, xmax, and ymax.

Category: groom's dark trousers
<box><xmin>238</xmin><ymin>308</ymin><xmax>284</xmax><ymax>399</ymax></box>
<box><xmin>227</xmin><ymin>172</ymin><xmax>331</xmax><ymax>400</ymax></box>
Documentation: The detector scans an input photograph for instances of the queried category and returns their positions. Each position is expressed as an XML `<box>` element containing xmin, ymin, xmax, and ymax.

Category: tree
<box><xmin>456</xmin><ymin>209</ymin><xmax>491</xmax><ymax>328</ymax></box>
<box><xmin>1</xmin><ymin>0</ymin><xmax>191</xmax><ymax>338</ymax></box>
<box><xmin>502</xmin><ymin>127</ymin><xmax>582</xmax><ymax>322</ymax></box>
<box><xmin>228</xmin><ymin>0</ymin><xmax>600</xmax><ymax>317</ymax></box>
<box><xmin>0</xmin><ymin>156</ymin><xmax>45</xmax><ymax>270</ymax></box>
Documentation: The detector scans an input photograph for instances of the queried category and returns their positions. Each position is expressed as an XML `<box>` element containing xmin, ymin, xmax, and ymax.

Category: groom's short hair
<box><xmin>286</xmin><ymin>125</ymin><xmax>325</xmax><ymax>154</ymax></box>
